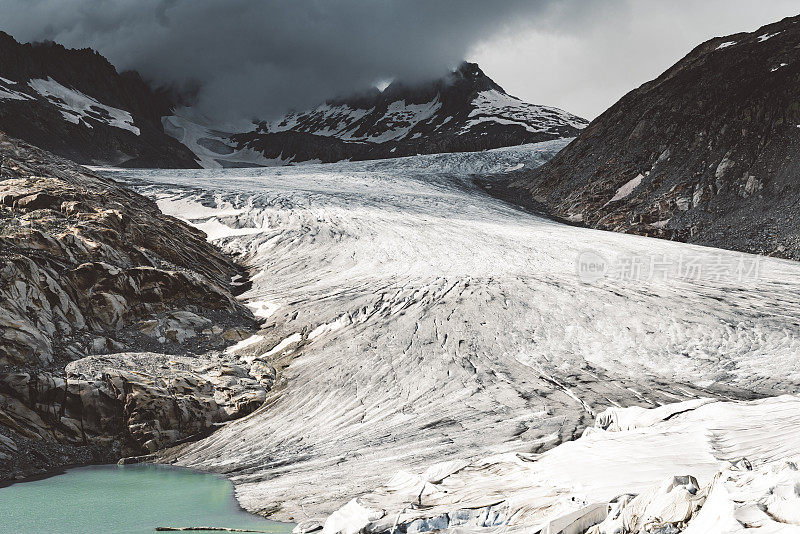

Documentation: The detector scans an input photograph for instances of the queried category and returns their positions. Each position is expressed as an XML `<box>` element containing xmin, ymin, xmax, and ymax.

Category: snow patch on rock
<box><xmin>0</xmin><ymin>77</ymin><xmax>34</xmax><ymax>101</ymax></box>
<box><xmin>757</xmin><ymin>31</ymin><xmax>781</xmax><ymax>42</ymax></box>
<box><xmin>604</xmin><ymin>173</ymin><xmax>643</xmax><ymax>206</ymax></box>
<box><xmin>28</xmin><ymin>77</ymin><xmax>139</xmax><ymax>135</ymax></box>
<box><xmin>463</xmin><ymin>89</ymin><xmax>586</xmax><ymax>134</ymax></box>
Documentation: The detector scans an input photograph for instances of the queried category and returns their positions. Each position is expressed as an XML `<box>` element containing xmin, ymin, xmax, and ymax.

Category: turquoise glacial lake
<box><xmin>0</xmin><ymin>464</ymin><xmax>294</xmax><ymax>534</ymax></box>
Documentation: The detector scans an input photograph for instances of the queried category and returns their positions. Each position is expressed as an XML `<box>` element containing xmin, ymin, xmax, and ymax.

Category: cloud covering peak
<box><xmin>0</xmin><ymin>0</ymin><xmax>556</xmax><ymax>121</ymax></box>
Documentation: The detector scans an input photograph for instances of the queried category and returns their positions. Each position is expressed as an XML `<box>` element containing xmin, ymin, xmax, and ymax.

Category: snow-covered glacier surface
<box><xmin>105</xmin><ymin>140</ymin><xmax>800</xmax><ymax>533</ymax></box>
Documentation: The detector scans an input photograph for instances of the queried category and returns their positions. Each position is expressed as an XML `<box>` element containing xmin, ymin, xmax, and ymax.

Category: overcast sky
<box><xmin>471</xmin><ymin>0</ymin><xmax>800</xmax><ymax>119</ymax></box>
<box><xmin>1</xmin><ymin>0</ymin><xmax>798</xmax><ymax>121</ymax></box>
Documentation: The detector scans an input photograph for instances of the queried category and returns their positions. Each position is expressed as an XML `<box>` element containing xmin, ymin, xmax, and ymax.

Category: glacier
<box><xmin>102</xmin><ymin>139</ymin><xmax>800</xmax><ymax>532</ymax></box>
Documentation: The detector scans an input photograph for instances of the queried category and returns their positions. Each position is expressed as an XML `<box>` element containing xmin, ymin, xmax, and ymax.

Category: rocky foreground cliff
<box><xmin>485</xmin><ymin>15</ymin><xmax>800</xmax><ymax>259</ymax></box>
<box><xmin>0</xmin><ymin>131</ymin><xmax>272</xmax><ymax>480</ymax></box>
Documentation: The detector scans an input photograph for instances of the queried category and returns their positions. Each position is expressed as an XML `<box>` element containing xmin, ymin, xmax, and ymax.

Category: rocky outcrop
<box><xmin>486</xmin><ymin>15</ymin><xmax>800</xmax><ymax>259</ymax></box>
<box><xmin>167</xmin><ymin>63</ymin><xmax>587</xmax><ymax>168</ymax></box>
<box><xmin>0</xmin><ymin>31</ymin><xmax>199</xmax><ymax>168</ymax></box>
<box><xmin>0</xmin><ymin>352</ymin><xmax>271</xmax><ymax>478</ymax></box>
<box><xmin>0</xmin><ymin>131</ymin><xmax>261</xmax><ymax>480</ymax></box>
<box><xmin>0</xmin><ymin>135</ymin><xmax>252</xmax><ymax>366</ymax></box>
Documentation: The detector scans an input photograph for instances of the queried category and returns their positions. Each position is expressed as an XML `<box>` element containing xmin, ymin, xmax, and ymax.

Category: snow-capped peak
<box><xmin>166</xmin><ymin>62</ymin><xmax>588</xmax><ymax>168</ymax></box>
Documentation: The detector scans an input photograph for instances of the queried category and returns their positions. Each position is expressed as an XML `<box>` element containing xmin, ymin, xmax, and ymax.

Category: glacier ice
<box><xmin>102</xmin><ymin>141</ymin><xmax>800</xmax><ymax>532</ymax></box>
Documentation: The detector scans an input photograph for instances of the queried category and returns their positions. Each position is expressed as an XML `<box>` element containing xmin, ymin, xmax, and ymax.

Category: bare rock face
<box><xmin>0</xmin><ymin>353</ymin><xmax>268</xmax><ymax>472</ymax></box>
<box><xmin>486</xmin><ymin>15</ymin><xmax>800</xmax><ymax>259</ymax></box>
<box><xmin>0</xmin><ymin>132</ymin><xmax>251</xmax><ymax>367</ymax></box>
<box><xmin>61</xmin><ymin>352</ymin><xmax>267</xmax><ymax>454</ymax></box>
<box><xmin>0</xmin><ymin>131</ymin><xmax>260</xmax><ymax>479</ymax></box>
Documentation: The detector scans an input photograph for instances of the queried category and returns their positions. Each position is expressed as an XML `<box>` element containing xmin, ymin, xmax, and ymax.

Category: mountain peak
<box><xmin>450</xmin><ymin>61</ymin><xmax>504</xmax><ymax>91</ymax></box>
<box><xmin>166</xmin><ymin>61</ymin><xmax>587</xmax><ymax>168</ymax></box>
<box><xmin>377</xmin><ymin>61</ymin><xmax>503</xmax><ymax>104</ymax></box>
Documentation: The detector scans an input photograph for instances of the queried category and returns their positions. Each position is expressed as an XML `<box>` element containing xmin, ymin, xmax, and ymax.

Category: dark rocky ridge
<box><xmin>0</xmin><ymin>131</ymin><xmax>268</xmax><ymax>480</ymax></box>
<box><xmin>209</xmin><ymin>62</ymin><xmax>587</xmax><ymax>165</ymax></box>
<box><xmin>485</xmin><ymin>15</ymin><xmax>800</xmax><ymax>259</ymax></box>
<box><xmin>0</xmin><ymin>31</ymin><xmax>199</xmax><ymax>168</ymax></box>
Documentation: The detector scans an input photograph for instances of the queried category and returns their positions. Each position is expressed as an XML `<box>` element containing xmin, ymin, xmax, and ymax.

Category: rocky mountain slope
<box><xmin>0</xmin><ymin>32</ymin><xmax>199</xmax><ymax>168</ymax></box>
<box><xmin>486</xmin><ymin>15</ymin><xmax>800</xmax><ymax>259</ymax></box>
<box><xmin>166</xmin><ymin>63</ymin><xmax>587</xmax><ymax>167</ymax></box>
<box><xmin>0</xmin><ymin>131</ymin><xmax>268</xmax><ymax>480</ymax></box>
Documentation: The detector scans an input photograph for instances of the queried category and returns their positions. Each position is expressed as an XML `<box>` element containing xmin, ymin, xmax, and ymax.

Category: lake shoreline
<box><xmin>0</xmin><ymin>463</ymin><xmax>294</xmax><ymax>534</ymax></box>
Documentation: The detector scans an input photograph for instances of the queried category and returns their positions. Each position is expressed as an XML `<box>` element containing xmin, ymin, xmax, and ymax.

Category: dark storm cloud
<box><xmin>3</xmin><ymin>1</ymin><xmax>797</xmax><ymax>122</ymax></box>
<box><xmin>0</xmin><ymin>0</ymin><xmax>559</xmax><ymax>121</ymax></box>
